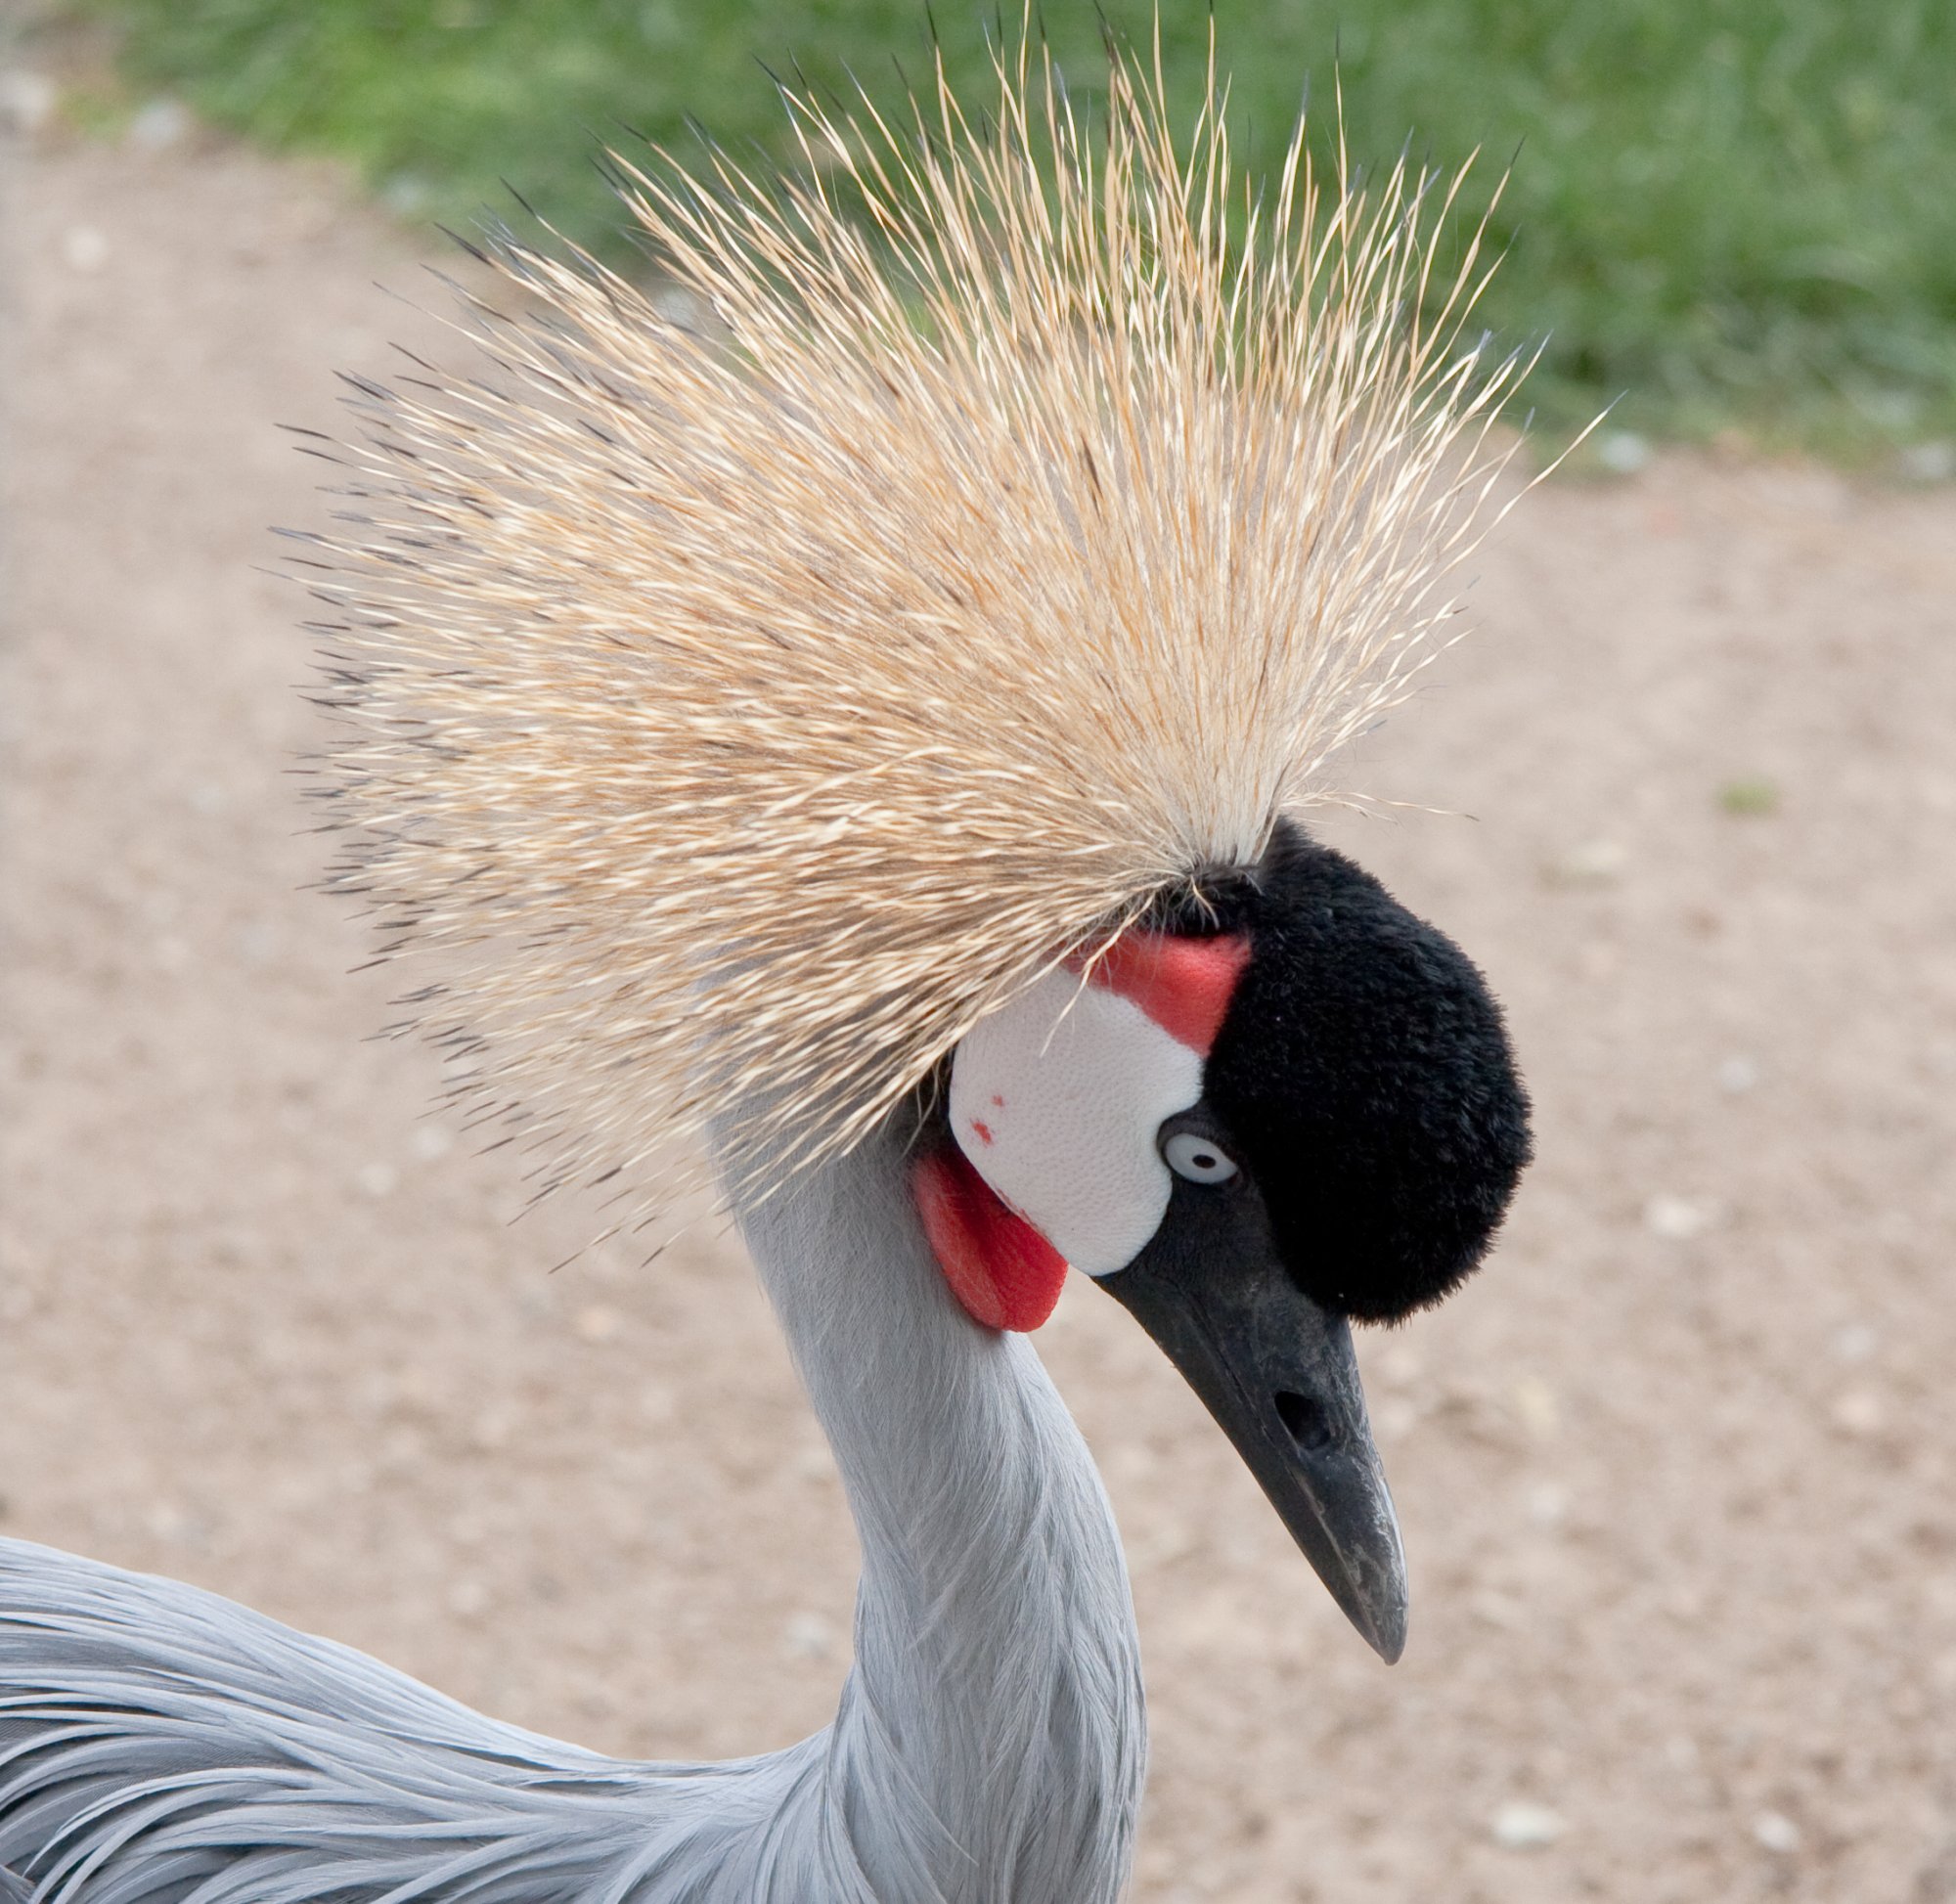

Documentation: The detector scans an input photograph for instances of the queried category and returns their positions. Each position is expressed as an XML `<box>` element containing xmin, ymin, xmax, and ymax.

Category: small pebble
<box><xmin>1898</xmin><ymin>441</ymin><xmax>1956</xmax><ymax>485</ymax></box>
<box><xmin>1594</xmin><ymin>429</ymin><xmax>1652</xmax><ymax>476</ymax></box>
<box><xmin>1644</xmin><ymin>1194</ymin><xmax>1714</xmax><ymax>1241</ymax></box>
<box><xmin>1545</xmin><ymin>837</ymin><xmax>1627</xmax><ymax>887</ymax></box>
<box><xmin>1715</xmin><ymin>1054</ymin><xmax>1760</xmax><ymax>1095</ymax></box>
<box><xmin>1375</xmin><ymin>1395</ymin><xmax>1420</xmax><ymax>1442</ymax></box>
<box><xmin>0</xmin><ymin>68</ymin><xmax>58</xmax><ymax>138</ymax></box>
<box><xmin>1511</xmin><ymin>1377</ymin><xmax>1560</xmax><ymax>1439</ymax></box>
<box><xmin>780</xmin><ymin>1610</ymin><xmax>841</xmax><ymax>1662</ymax></box>
<box><xmin>447</xmin><ymin>1578</ymin><xmax>491</xmax><ymax>1619</ymax></box>
<box><xmin>380</xmin><ymin>172</ymin><xmax>431</xmax><ymax>215</ymax></box>
<box><xmin>574</xmin><ymin>1304</ymin><xmax>622</xmax><ymax>1344</ymax></box>
<box><xmin>355</xmin><ymin>1160</ymin><xmax>399</xmax><ymax>1199</ymax></box>
<box><xmin>469</xmin><ymin>1408</ymin><xmax>513</xmax><ymax>1451</ymax></box>
<box><xmin>1134</xmin><ymin>1521</ymin><xmax>1195</xmax><ymax>1570</ymax></box>
<box><xmin>1491</xmin><ymin>1800</ymin><xmax>1566</xmax><ymax>1849</ymax></box>
<box><xmin>61</xmin><ymin>224</ymin><xmax>109</xmax><ymax>272</ymax></box>
<box><xmin>1470</xmin><ymin>1590</ymin><xmax>1525</xmax><ymax>1631</ymax></box>
<box><xmin>790</xmin><ymin>1440</ymin><xmax>837</xmax><ymax>1483</ymax></box>
<box><xmin>1830</xmin><ymin>1390</ymin><xmax>1884</xmax><ymax>1438</ymax></box>
<box><xmin>651</xmin><ymin>284</ymin><xmax>715</xmax><ymax>333</ymax></box>
<box><xmin>1753</xmin><ymin>1810</ymin><xmax>1800</xmax><ymax>1855</ymax></box>
<box><xmin>411</xmin><ymin>1123</ymin><xmax>454</xmax><ymax>1161</ymax></box>
<box><xmin>126</xmin><ymin>98</ymin><xmax>191</xmax><ymax>153</ymax></box>
<box><xmin>1832</xmin><ymin>1322</ymin><xmax>1877</xmax><ymax>1363</ymax></box>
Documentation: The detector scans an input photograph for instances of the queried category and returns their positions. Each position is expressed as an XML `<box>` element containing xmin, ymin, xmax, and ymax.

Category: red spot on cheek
<box><xmin>969</xmin><ymin>1119</ymin><xmax>995</xmax><ymax>1146</ymax></box>
<box><xmin>912</xmin><ymin>1147</ymin><xmax>1068</xmax><ymax>1333</ymax></box>
<box><xmin>1071</xmin><ymin>931</ymin><xmax>1251</xmax><ymax>1055</ymax></box>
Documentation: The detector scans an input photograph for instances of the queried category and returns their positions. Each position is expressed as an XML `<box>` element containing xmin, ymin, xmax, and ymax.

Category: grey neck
<box><xmin>731</xmin><ymin>1124</ymin><xmax>1146</xmax><ymax>1904</ymax></box>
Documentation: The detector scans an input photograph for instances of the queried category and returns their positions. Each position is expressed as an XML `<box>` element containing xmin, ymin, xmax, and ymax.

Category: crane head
<box><xmin>913</xmin><ymin>823</ymin><xmax>1531</xmax><ymax>1661</ymax></box>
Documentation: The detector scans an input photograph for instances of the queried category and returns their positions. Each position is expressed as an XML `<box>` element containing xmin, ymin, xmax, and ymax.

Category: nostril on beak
<box><xmin>1273</xmin><ymin>1390</ymin><xmax>1334</xmax><ymax>1453</ymax></box>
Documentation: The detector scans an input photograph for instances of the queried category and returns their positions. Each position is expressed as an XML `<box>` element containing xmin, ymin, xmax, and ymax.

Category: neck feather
<box><xmin>731</xmin><ymin>1124</ymin><xmax>1145</xmax><ymax>1904</ymax></box>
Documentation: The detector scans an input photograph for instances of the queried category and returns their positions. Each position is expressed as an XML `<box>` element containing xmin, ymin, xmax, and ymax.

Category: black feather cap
<box><xmin>1157</xmin><ymin>823</ymin><xmax>1533</xmax><ymax>1322</ymax></box>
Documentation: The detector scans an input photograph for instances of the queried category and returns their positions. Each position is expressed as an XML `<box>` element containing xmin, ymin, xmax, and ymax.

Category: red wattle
<box><xmin>912</xmin><ymin>1145</ymin><xmax>1069</xmax><ymax>1332</ymax></box>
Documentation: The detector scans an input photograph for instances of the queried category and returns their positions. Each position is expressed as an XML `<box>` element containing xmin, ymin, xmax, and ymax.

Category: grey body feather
<box><xmin>0</xmin><ymin>1129</ymin><xmax>1145</xmax><ymax>1901</ymax></box>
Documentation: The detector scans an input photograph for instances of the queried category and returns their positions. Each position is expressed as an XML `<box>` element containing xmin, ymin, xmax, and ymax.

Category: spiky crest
<box><xmin>306</xmin><ymin>22</ymin><xmax>1533</xmax><ymax>1218</ymax></box>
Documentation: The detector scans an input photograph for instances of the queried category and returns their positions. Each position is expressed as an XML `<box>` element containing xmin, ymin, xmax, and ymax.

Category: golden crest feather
<box><xmin>308</xmin><ymin>25</ymin><xmax>1532</xmax><ymax>1216</ymax></box>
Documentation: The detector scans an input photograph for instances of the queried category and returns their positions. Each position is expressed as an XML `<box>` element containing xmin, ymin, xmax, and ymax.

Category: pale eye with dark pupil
<box><xmin>1164</xmin><ymin>1129</ymin><xmax>1239</xmax><ymax>1184</ymax></box>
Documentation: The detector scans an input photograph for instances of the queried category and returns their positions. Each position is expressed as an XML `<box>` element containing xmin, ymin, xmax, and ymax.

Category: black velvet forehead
<box><xmin>1150</xmin><ymin>822</ymin><xmax>1532</xmax><ymax>1321</ymax></box>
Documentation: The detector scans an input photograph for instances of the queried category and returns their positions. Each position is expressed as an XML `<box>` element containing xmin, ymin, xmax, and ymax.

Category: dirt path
<box><xmin>4</xmin><ymin>99</ymin><xmax>1955</xmax><ymax>1904</ymax></box>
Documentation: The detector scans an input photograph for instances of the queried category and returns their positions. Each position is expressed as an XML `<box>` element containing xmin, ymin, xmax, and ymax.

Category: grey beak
<box><xmin>1102</xmin><ymin>1231</ymin><xmax>1409</xmax><ymax>1661</ymax></box>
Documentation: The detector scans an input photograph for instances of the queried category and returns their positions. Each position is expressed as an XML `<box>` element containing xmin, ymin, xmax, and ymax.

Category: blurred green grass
<box><xmin>74</xmin><ymin>0</ymin><xmax>1956</xmax><ymax>458</ymax></box>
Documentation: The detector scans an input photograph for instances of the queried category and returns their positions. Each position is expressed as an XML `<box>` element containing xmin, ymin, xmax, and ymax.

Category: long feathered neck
<box><xmin>731</xmin><ymin>1123</ymin><xmax>1145</xmax><ymax>1904</ymax></box>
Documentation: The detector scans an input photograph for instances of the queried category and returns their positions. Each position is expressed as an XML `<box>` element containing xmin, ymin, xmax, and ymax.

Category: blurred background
<box><xmin>2</xmin><ymin>3</ymin><xmax>1954</xmax><ymax>1901</ymax></box>
<box><xmin>21</xmin><ymin>0</ymin><xmax>1956</xmax><ymax>458</ymax></box>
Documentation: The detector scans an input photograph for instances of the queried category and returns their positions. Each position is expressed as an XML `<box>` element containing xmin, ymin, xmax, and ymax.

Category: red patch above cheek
<box><xmin>1069</xmin><ymin>930</ymin><xmax>1252</xmax><ymax>1055</ymax></box>
<box><xmin>912</xmin><ymin>1146</ymin><xmax>1068</xmax><ymax>1333</ymax></box>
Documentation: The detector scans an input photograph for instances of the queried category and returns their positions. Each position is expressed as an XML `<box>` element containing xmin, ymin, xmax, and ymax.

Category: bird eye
<box><xmin>1163</xmin><ymin>1130</ymin><xmax>1239</xmax><ymax>1185</ymax></box>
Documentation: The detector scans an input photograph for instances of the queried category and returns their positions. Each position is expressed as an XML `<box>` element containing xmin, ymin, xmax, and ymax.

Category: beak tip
<box><xmin>1322</xmin><ymin>1518</ymin><xmax>1407</xmax><ymax>1663</ymax></box>
<box><xmin>1336</xmin><ymin>1569</ymin><xmax>1407</xmax><ymax>1663</ymax></box>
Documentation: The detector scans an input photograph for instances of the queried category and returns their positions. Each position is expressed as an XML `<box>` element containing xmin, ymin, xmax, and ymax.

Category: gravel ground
<box><xmin>4</xmin><ymin>90</ymin><xmax>1955</xmax><ymax>1904</ymax></box>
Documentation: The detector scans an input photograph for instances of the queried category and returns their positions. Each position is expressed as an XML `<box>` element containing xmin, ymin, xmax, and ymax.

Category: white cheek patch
<box><xmin>949</xmin><ymin>969</ymin><xmax>1202</xmax><ymax>1277</ymax></box>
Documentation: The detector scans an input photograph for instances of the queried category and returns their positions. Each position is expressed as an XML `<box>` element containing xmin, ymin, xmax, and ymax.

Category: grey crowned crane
<box><xmin>0</xmin><ymin>31</ymin><xmax>1536</xmax><ymax>1904</ymax></box>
